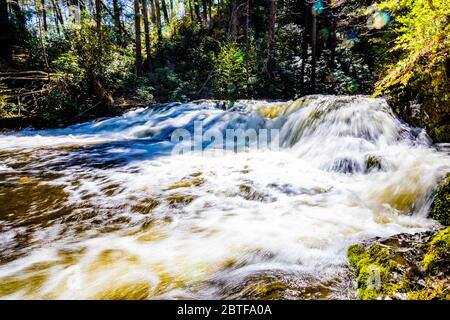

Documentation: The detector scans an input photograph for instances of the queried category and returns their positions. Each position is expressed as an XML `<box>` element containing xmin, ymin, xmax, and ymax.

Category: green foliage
<box><xmin>36</xmin><ymin>18</ymin><xmax>141</xmax><ymax>124</ymax></box>
<box><xmin>373</xmin><ymin>0</ymin><xmax>450</xmax><ymax>140</ymax></box>
<box><xmin>0</xmin><ymin>78</ymin><xmax>21</xmax><ymax>117</ymax></box>
<box><xmin>213</xmin><ymin>40</ymin><xmax>260</xmax><ymax>100</ymax></box>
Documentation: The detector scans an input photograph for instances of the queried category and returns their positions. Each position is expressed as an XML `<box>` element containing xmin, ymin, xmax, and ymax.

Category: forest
<box><xmin>0</xmin><ymin>0</ymin><xmax>448</xmax><ymax>140</ymax></box>
<box><xmin>0</xmin><ymin>0</ymin><xmax>449</xmax><ymax>301</ymax></box>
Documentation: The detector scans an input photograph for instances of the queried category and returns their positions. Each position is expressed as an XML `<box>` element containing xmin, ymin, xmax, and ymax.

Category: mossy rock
<box><xmin>429</xmin><ymin>176</ymin><xmax>450</xmax><ymax>226</ymax></box>
<box><xmin>347</xmin><ymin>229</ymin><xmax>450</xmax><ymax>300</ymax></box>
<box><xmin>429</xmin><ymin>125</ymin><xmax>450</xmax><ymax>144</ymax></box>
<box><xmin>423</xmin><ymin>228</ymin><xmax>450</xmax><ymax>275</ymax></box>
<box><xmin>347</xmin><ymin>244</ymin><xmax>404</xmax><ymax>300</ymax></box>
<box><xmin>373</xmin><ymin>34</ymin><xmax>450</xmax><ymax>143</ymax></box>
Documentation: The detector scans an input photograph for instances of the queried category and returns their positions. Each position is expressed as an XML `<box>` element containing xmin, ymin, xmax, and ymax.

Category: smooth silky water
<box><xmin>0</xmin><ymin>95</ymin><xmax>449</xmax><ymax>299</ymax></box>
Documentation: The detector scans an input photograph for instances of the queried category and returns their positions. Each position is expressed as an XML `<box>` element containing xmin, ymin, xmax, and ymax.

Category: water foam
<box><xmin>0</xmin><ymin>96</ymin><xmax>448</xmax><ymax>299</ymax></box>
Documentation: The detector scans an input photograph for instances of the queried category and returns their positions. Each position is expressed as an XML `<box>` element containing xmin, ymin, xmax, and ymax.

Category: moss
<box><xmin>374</xmin><ymin>33</ymin><xmax>450</xmax><ymax>138</ymax></box>
<box><xmin>429</xmin><ymin>125</ymin><xmax>450</xmax><ymax>143</ymax></box>
<box><xmin>348</xmin><ymin>245</ymin><xmax>365</xmax><ymax>268</ymax></box>
<box><xmin>364</xmin><ymin>155</ymin><xmax>382</xmax><ymax>172</ymax></box>
<box><xmin>429</xmin><ymin>176</ymin><xmax>450</xmax><ymax>226</ymax></box>
<box><xmin>348</xmin><ymin>228</ymin><xmax>450</xmax><ymax>300</ymax></box>
<box><xmin>422</xmin><ymin>227</ymin><xmax>450</xmax><ymax>275</ymax></box>
<box><xmin>347</xmin><ymin>244</ymin><xmax>410</xmax><ymax>299</ymax></box>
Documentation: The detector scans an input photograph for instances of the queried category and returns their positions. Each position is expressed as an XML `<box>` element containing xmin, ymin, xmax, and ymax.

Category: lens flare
<box><xmin>368</xmin><ymin>11</ymin><xmax>391</xmax><ymax>30</ymax></box>
<box><xmin>312</xmin><ymin>1</ymin><xmax>325</xmax><ymax>16</ymax></box>
<box><xmin>347</xmin><ymin>30</ymin><xmax>358</xmax><ymax>41</ymax></box>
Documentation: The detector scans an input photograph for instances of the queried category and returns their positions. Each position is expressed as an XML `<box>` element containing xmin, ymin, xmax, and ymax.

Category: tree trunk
<box><xmin>187</xmin><ymin>0</ymin><xmax>194</xmax><ymax>23</ymax></box>
<box><xmin>208</xmin><ymin>0</ymin><xmax>212</xmax><ymax>21</ymax></box>
<box><xmin>245</xmin><ymin>0</ymin><xmax>249</xmax><ymax>49</ymax></box>
<box><xmin>161</xmin><ymin>0</ymin><xmax>170</xmax><ymax>24</ymax></box>
<box><xmin>201</xmin><ymin>0</ymin><xmax>207</xmax><ymax>26</ymax></box>
<box><xmin>149</xmin><ymin>0</ymin><xmax>156</xmax><ymax>23</ymax></box>
<box><xmin>0</xmin><ymin>0</ymin><xmax>12</xmax><ymax>63</ymax></box>
<box><xmin>88</xmin><ymin>72</ymin><xmax>122</xmax><ymax>116</ymax></box>
<box><xmin>311</xmin><ymin>11</ymin><xmax>317</xmax><ymax>94</ymax></box>
<box><xmin>154</xmin><ymin>0</ymin><xmax>162</xmax><ymax>43</ymax></box>
<box><xmin>113</xmin><ymin>0</ymin><xmax>122</xmax><ymax>45</ymax></box>
<box><xmin>51</xmin><ymin>0</ymin><xmax>64</xmax><ymax>29</ymax></box>
<box><xmin>142</xmin><ymin>0</ymin><xmax>152</xmax><ymax>72</ymax></box>
<box><xmin>266</xmin><ymin>0</ymin><xmax>277</xmax><ymax>79</ymax></box>
<box><xmin>95</xmin><ymin>0</ymin><xmax>101</xmax><ymax>33</ymax></box>
<box><xmin>41</xmin><ymin>0</ymin><xmax>48</xmax><ymax>31</ymax></box>
<box><xmin>300</xmin><ymin>0</ymin><xmax>308</xmax><ymax>95</ymax></box>
<box><xmin>231</xmin><ymin>0</ymin><xmax>239</xmax><ymax>40</ymax></box>
<box><xmin>134</xmin><ymin>0</ymin><xmax>143</xmax><ymax>77</ymax></box>
<box><xmin>194</xmin><ymin>0</ymin><xmax>202</xmax><ymax>25</ymax></box>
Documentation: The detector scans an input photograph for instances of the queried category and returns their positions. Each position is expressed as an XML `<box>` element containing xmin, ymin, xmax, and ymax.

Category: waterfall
<box><xmin>0</xmin><ymin>96</ymin><xmax>448</xmax><ymax>299</ymax></box>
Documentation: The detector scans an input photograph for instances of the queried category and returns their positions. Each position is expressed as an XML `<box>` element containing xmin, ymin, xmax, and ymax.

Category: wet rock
<box><xmin>330</xmin><ymin>158</ymin><xmax>361</xmax><ymax>174</ymax></box>
<box><xmin>238</xmin><ymin>184</ymin><xmax>275</xmax><ymax>202</ymax></box>
<box><xmin>165</xmin><ymin>194</ymin><xmax>196</xmax><ymax>208</ymax></box>
<box><xmin>347</xmin><ymin>228</ymin><xmax>450</xmax><ymax>300</ymax></box>
<box><xmin>364</xmin><ymin>155</ymin><xmax>382</xmax><ymax>173</ymax></box>
<box><xmin>166</xmin><ymin>178</ymin><xmax>206</xmax><ymax>190</ymax></box>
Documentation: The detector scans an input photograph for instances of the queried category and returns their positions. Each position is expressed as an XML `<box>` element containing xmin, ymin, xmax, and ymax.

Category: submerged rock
<box><xmin>429</xmin><ymin>175</ymin><xmax>450</xmax><ymax>226</ymax></box>
<box><xmin>364</xmin><ymin>155</ymin><xmax>382</xmax><ymax>172</ymax></box>
<box><xmin>347</xmin><ymin>228</ymin><xmax>450</xmax><ymax>300</ymax></box>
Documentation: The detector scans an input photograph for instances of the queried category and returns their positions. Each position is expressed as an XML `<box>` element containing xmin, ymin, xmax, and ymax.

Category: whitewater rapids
<box><xmin>0</xmin><ymin>95</ymin><xmax>448</xmax><ymax>299</ymax></box>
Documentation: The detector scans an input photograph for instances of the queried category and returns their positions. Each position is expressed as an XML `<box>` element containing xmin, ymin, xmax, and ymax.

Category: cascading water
<box><xmin>0</xmin><ymin>95</ymin><xmax>449</xmax><ymax>299</ymax></box>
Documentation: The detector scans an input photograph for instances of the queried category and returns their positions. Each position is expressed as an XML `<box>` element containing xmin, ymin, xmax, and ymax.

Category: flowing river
<box><xmin>0</xmin><ymin>95</ymin><xmax>449</xmax><ymax>299</ymax></box>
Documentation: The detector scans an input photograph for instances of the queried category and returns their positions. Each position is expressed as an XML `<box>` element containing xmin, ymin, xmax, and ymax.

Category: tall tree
<box><xmin>134</xmin><ymin>0</ymin><xmax>143</xmax><ymax>77</ymax></box>
<box><xmin>95</xmin><ymin>0</ymin><xmax>102</xmax><ymax>33</ymax></box>
<box><xmin>41</xmin><ymin>0</ymin><xmax>48</xmax><ymax>31</ymax></box>
<box><xmin>201</xmin><ymin>0</ymin><xmax>207</xmax><ymax>26</ymax></box>
<box><xmin>194</xmin><ymin>0</ymin><xmax>201</xmax><ymax>25</ymax></box>
<box><xmin>266</xmin><ymin>0</ymin><xmax>277</xmax><ymax>79</ymax></box>
<box><xmin>299</xmin><ymin>0</ymin><xmax>309</xmax><ymax>95</ymax></box>
<box><xmin>51</xmin><ymin>0</ymin><xmax>64</xmax><ymax>34</ymax></box>
<box><xmin>161</xmin><ymin>0</ymin><xmax>170</xmax><ymax>23</ymax></box>
<box><xmin>187</xmin><ymin>0</ymin><xmax>194</xmax><ymax>23</ymax></box>
<box><xmin>0</xmin><ymin>0</ymin><xmax>12</xmax><ymax>63</ymax></box>
<box><xmin>311</xmin><ymin>5</ymin><xmax>317</xmax><ymax>93</ymax></box>
<box><xmin>112</xmin><ymin>0</ymin><xmax>122</xmax><ymax>45</ymax></box>
<box><xmin>142</xmin><ymin>0</ymin><xmax>152</xmax><ymax>72</ymax></box>
<box><xmin>149</xmin><ymin>0</ymin><xmax>156</xmax><ymax>23</ymax></box>
<box><xmin>154</xmin><ymin>0</ymin><xmax>162</xmax><ymax>43</ymax></box>
<box><xmin>230</xmin><ymin>0</ymin><xmax>239</xmax><ymax>40</ymax></box>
